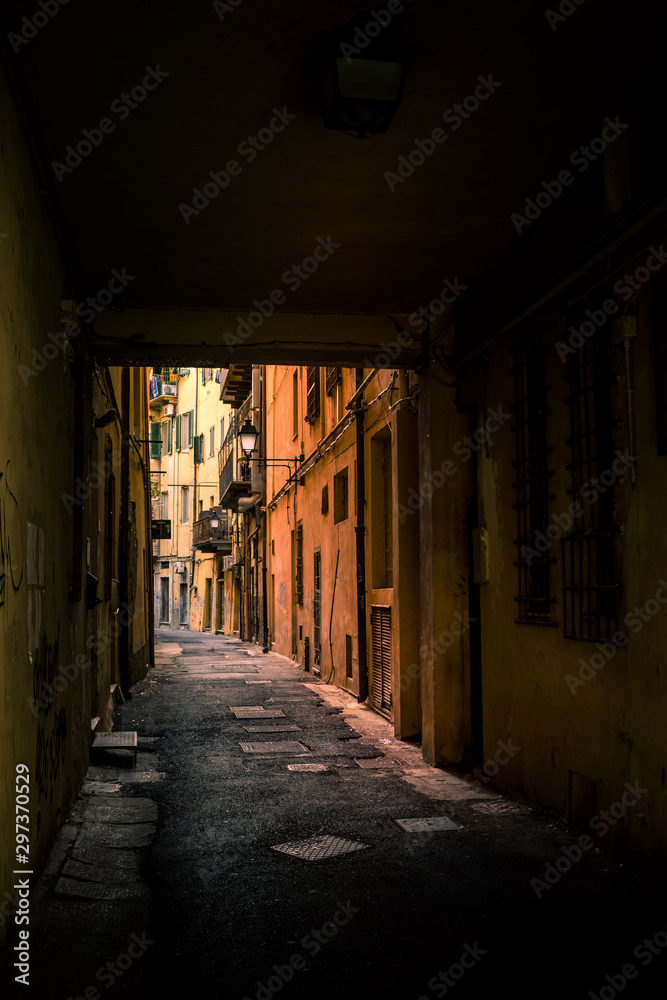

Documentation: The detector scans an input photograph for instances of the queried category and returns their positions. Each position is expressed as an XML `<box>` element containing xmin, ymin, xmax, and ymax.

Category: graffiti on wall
<box><xmin>0</xmin><ymin>461</ymin><xmax>24</xmax><ymax>606</ymax></box>
<box><xmin>31</xmin><ymin>629</ymin><xmax>60</xmax><ymax>715</ymax></box>
<box><xmin>35</xmin><ymin>707</ymin><xmax>67</xmax><ymax>806</ymax></box>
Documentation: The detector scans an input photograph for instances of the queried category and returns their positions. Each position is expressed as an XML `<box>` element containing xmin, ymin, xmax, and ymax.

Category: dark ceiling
<box><xmin>3</xmin><ymin>0</ymin><xmax>666</xmax><ymax>322</ymax></box>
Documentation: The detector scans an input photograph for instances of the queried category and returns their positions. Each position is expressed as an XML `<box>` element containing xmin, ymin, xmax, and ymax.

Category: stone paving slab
<box><xmin>55</xmin><ymin>876</ymin><xmax>151</xmax><ymax>901</ymax></box>
<box><xmin>84</xmin><ymin>796</ymin><xmax>158</xmax><ymax>824</ymax></box>
<box><xmin>70</xmin><ymin>843</ymin><xmax>143</xmax><ymax>872</ymax></box>
<box><xmin>62</xmin><ymin>857</ymin><xmax>143</xmax><ymax>884</ymax></box>
<box><xmin>76</xmin><ymin>822</ymin><xmax>156</xmax><ymax>849</ymax></box>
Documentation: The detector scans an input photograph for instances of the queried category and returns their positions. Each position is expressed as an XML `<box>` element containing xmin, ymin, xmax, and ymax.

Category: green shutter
<box><xmin>188</xmin><ymin>410</ymin><xmax>194</xmax><ymax>448</ymax></box>
<box><xmin>176</xmin><ymin>414</ymin><xmax>181</xmax><ymax>451</ymax></box>
<box><xmin>150</xmin><ymin>422</ymin><xmax>161</xmax><ymax>458</ymax></box>
<box><xmin>167</xmin><ymin>418</ymin><xmax>173</xmax><ymax>455</ymax></box>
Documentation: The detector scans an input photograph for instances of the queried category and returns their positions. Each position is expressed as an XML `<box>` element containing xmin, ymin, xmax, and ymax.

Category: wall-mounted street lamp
<box><xmin>319</xmin><ymin>5</ymin><xmax>412</xmax><ymax>139</ymax></box>
<box><xmin>238</xmin><ymin>419</ymin><xmax>304</xmax><ymax>488</ymax></box>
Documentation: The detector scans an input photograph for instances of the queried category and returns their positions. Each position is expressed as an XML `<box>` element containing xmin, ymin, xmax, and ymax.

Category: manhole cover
<box><xmin>287</xmin><ymin>763</ymin><xmax>329</xmax><ymax>772</ymax></box>
<box><xmin>271</xmin><ymin>834</ymin><xmax>369</xmax><ymax>860</ymax></box>
<box><xmin>243</xmin><ymin>725</ymin><xmax>302</xmax><ymax>733</ymax></box>
<box><xmin>395</xmin><ymin>817</ymin><xmax>460</xmax><ymax>832</ymax></box>
<box><xmin>355</xmin><ymin>758</ymin><xmax>397</xmax><ymax>768</ymax></box>
<box><xmin>230</xmin><ymin>707</ymin><xmax>286</xmax><ymax>719</ymax></box>
<box><xmin>239</xmin><ymin>741</ymin><xmax>309</xmax><ymax>754</ymax></box>
<box><xmin>92</xmin><ymin>732</ymin><xmax>137</xmax><ymax>749</ymax></box>
<box><xmin>471</xmin><ymin>801</ymin><xmax>520</xmax><ymax>815</ymax></box>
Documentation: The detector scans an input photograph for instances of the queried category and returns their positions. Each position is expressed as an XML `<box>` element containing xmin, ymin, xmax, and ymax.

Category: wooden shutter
<box><xmin>150</xmin><ymin>422</ymin><xmax>161</xmax><ymax>458</ymax></box>
<box><xmin>305</xmin><ymin>366</ymin><xmax>320</xmax><ymax>422</ymax></box>
<box><xmin>176</xmin><ymin>414</ymin><xmax>182</xmax><ymax>451</ymax></box>
<box><xmin>371</xmin><ymin>605</ymin><xmax>392</xmax><ymax>718</ymax></box>
<box><xmin>326</xmin><ymin>366</ymin><xmax>340</xmax><ymax>396</ymax></box>
<box><xmin>188</xmin><ymin>410</ymin><xmax>194</xmax><ymax>448</ymax></box>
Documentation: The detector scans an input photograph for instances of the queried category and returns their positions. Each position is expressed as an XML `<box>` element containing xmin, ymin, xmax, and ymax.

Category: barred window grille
<box><xmin>511</xmin><ymin>335</ymin><xmax>555</xmax><ymax>625</ymax></box>
<box><xmin>562</xmin><ymin>326</ymin><xmax>619</xmax><ymax>641</ymax></box>
<box><xmin>295</xmin><ymin>521</ymin><xmax>303</xmax><ymax>605</ymax></box>
<box><xmin>326</xmin><ymin>366</ymin><xmax>341</xmax><ymax>396</ymax></box>
<box><xmin>305</xmin><ymin>366</ymin><xmax>320</xmax><ymax>423</ymax></box>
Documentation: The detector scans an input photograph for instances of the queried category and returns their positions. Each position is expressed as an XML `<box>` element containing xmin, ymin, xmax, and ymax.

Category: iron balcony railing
<box><xmin>218</xmin><ymin>395</ymin><xmax>253</xmax><ymax>510</ymax></box>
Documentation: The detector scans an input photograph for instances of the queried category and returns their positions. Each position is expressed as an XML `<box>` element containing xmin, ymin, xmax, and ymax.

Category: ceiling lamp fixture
<box><xmin>320</xmin><ymin>5</ymin><xmax>412</xmax><ymax>139</ymax></box>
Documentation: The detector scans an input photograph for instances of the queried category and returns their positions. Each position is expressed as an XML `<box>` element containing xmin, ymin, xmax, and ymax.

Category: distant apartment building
<box><xmin>149</xmin><ymin>367</ymin><xmax>235</xmax><ymax>632</ymax></box>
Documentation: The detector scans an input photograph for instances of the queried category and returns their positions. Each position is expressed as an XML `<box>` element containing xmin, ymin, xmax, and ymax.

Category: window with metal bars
<box><xmin>562</xmin><ymin>326</ymin><xmax>619</xmax><ymax>641</ymax></box>
<box><xmin>511</xmin><ymin>335</ymin><xmax>555</xmax><ymax>625</ymax></box>
<box><xmin>305</xmin><ymin>366</ymin><xmax>320</xmax><ymax>422</ymax></box>
<box><xmin>326</xmin><ymin>366</ymin><xmax>341</xmax><ymax>395</ymax></box>
<box><xmin>295</xmin><ymin>521</ymin><xmax>303</xmax><ymax>605</ymax></box>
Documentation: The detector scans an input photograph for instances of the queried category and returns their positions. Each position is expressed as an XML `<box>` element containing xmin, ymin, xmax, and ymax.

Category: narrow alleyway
<box><xmin>31</xmin><ymin>631</ymin><xmax>667</xmax><ymax>999</ymax></box>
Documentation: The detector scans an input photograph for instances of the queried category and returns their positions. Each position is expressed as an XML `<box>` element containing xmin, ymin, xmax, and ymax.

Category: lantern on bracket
<box><xmin>319</xmin><ymin>5</ymin><xmax>413</xmax><ymax>139</ymax></box>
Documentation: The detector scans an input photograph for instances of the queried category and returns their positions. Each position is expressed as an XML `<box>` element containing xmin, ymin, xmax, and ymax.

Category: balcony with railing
<box><xmin>193</xmin><ymin>507</ymin><xmax>234</xmax><ymax>553</ymax></box>
<box><xmin>218</xmin><ymin>395</ymin><xmax>253</xmax><ymax>510</ymax></box>
<box><xmin>149</xmin><ymin>369</ymin><xmax>179</xmax><ymax>408</ymax></box>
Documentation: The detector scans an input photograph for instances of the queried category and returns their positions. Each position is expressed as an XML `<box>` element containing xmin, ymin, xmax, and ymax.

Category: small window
<box><xmin>210</xmin><ymin>426</ymin><xmax>215</xmax><ymax>457</ymax></box>
<box><xmin>181</xmin><ymin>486</ymin><xmax>189</xmax><ymax>523</ymax></box>
<box><xmin>333</xmin><ymin>468</ymin><xmax>349</xmax><ymax>524</ymax></box>
<box><xmin>321</xmin><ymin>484</ymin><xmax>329</xmax><ymax>515</ymax></box>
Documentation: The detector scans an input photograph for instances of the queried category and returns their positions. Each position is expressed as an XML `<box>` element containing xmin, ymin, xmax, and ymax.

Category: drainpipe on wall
<box><xmin>354</xmin><ymin>367</ymin><xmax>369</xmax><ymax>703</ymax></box>
<box><xmin>119</xmin><ymin>366</ymin><xmax>131</xmax><ymax>694</ymax></box>
<box><xmin>190</xmin><ymin>371</ymin><xmax>198</xmax><ymax>623</ymax></box>
<box><xmin>261</xmin><ymin>366</ymin><xmax>270</xmax><ymax>652</ymax></box>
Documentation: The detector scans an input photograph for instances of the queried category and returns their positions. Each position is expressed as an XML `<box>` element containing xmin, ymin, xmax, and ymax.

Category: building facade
<box><xmin>150</xmin><ymin>366</ymin><xmax>235</xmax><ymax>633</ymax></box>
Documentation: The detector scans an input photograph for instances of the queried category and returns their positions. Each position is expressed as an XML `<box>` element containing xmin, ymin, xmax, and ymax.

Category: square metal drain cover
<box><xmin>271</xmin><ymin>834</ymin><xmax>369</xmax><ymax>860</ymax></box>
<box><xmin>355</xmin><ymin>757</ymin><xmax>396</xmax><ymax>768</ymax></box>
<box><xmin>239</xmin><ymin>741</ymin><xmax>309</xmax><ymax>754</ymax></box>
<box><xmin>471</xmin><ymin>800</ymin><xmax>520</xmax><ymax>815</ymax></box>
<box><xmin>230</xmin><ymin>707</ymin><xmax>286</xmax><ymax>719</ymax></box>
<box><xmin>395</xmin><ymin>817</ymin><xmax>459</xmax><ymax>832</ymax></box>
<box><xmin>243</xmin><ymin>725</ymin><xmax>302</xmax><ymax>733</ymax></box>
<box><xmin>287</xmin><ymin>763</ymin><xmax>329</xmax><ymax>772</ymax></box>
